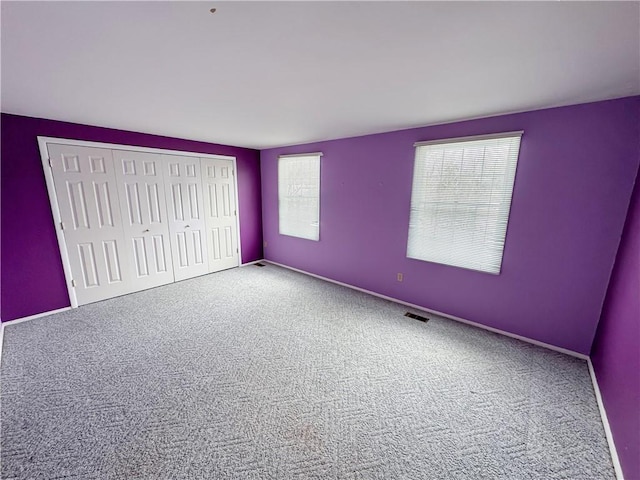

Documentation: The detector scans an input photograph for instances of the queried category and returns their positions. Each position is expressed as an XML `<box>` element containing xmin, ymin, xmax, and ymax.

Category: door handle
<box><xmin>185</xmin><ymin>225</ymin><xmax>190</xmax><ymax>229</ymax></box>
<box><xmin>143</xmin><ymin>229</ymin><xmax>150</xmax><ymax>233</ymax></box>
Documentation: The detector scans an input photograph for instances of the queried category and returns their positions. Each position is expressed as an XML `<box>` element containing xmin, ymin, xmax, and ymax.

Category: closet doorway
<box><xmin>39</xmin><ymin>137</ymin><xmax>241</xmax><ymax>308</ymax></box>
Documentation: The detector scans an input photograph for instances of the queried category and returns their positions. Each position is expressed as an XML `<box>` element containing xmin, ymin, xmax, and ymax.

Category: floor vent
<box><xmin>405</xmin><ymin>312</ymin><xmax>429</xmax><ymax>322</ymax></box>
<box><xmin>254</xmin><ymin>263</ymin><xmax>266</xmax><ymax>267</ymax></box>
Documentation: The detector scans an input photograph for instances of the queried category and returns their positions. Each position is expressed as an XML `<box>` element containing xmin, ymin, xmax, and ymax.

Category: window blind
<box><xmin>278</xmin><ymin>153</ymin><xmax>321</xmax><ymax>241</ymax></box>
<box><xmin>407</xmin><ymin>132</ymin><xmax>522</xmax><ymax>274</ymax></box>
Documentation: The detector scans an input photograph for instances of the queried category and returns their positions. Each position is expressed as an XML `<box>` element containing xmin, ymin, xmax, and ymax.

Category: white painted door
<box><xmin>112</xmin><ymin>150</ymin><xmax>174</xmax><ymax>290</ymax></box>
<box><xmin>201</xmin><ymin>157</ymin><xmax>239</xmax><ymax>272</ymax></box>
<box><xmin>162</xmin><ymin>155</ymin><xmax>209</xmax><ymax>281</ymax></box>
<box><xmin>48</xmin><ymin>144</ymin><xmax>132</xmax><ymax>305</ymax></box>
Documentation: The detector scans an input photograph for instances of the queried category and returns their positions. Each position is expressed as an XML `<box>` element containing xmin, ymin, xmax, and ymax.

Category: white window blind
<box><xmin>278</xmin><ymin>153</ymin><xmax>321</xmax><ymax>241</ymax></box>
<box><xmin>407</xmin><ymin>132</ymin><xmax>522</xmax><ymax>274</ymax></box>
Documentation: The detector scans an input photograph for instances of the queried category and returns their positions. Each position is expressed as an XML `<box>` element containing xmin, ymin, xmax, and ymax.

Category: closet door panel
<box><xmin>48</xmin><ymin>144</ymin><xmax>133</xmax><ymax>305</ymax></box>
<box><xmin>113</xmin><ymin>150</ymin><xmax>174</xmax><ymax>290</ymax></box>
<box><xmin>163</xmin><ymin>155</ymin><xmax>209</xmax><ymax>281</ymax></box>
<box><xmin>201</xmin><ymin>157</ymin><xmax>239</xmax><ymax>272</ymax></box>
<box><xmin>47</xmin><ymin>142</ymin><xmax>242</xmax><ymax>307</ymax></box>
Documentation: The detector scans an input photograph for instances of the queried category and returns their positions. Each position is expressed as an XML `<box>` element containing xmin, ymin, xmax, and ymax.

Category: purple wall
<box><xmin>1</xmin><ymin>113</ymin><xmax>263</xmax><ymax>322</ymax></box>
<box><xmin>261</xmin><ymin>97</ymin><xmax>640</xmax><ymax>355</ymax></box>
<box><xmin>591</xmin><ymin>176</ymin><xmax>640</xmax><ymax>480</ymax></box>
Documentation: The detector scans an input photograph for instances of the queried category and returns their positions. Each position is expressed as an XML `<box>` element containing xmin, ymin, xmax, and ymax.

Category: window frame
<box><xmin>277</xmin><ymin>152</ymin><xmax>322</xmax><ymax>241</ymax></box>
<box><xmin>406</xmin><ymin>131</ymin><xmax>523</xmax><ymax>274</ymax></box>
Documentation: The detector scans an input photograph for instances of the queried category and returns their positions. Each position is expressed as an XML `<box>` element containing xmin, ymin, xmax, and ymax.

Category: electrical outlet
<box><xmin>397</xmin><ymin>273</ymin><xmax>403</xmax><ymax>282</ymax></box>
<box><xmin>264</xmin><ymin>241</ymin><xmax>268</xmax><ymax>248</ymax></box>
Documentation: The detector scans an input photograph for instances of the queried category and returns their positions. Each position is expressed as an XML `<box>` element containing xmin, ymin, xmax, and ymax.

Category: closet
<box><xmin>44</xmin><ymin>140</ymin><xmax>239</xmax><ymax>306</ymax></box>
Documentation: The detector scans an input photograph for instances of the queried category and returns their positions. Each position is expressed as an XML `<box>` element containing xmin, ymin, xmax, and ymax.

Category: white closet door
<box><xmin>112</xmin><ymin>150</ymin><xmax>174</xmax><ymax>290</ymax></box>
<box><xmin>201</xmin><ymin>157</ymin><xmax>239</xmax><ymax>272</ymax></box>
<box><xmin>162</xmin><ymin>155</ymin><xmax>209</xmax><ymax>281</ymax></box>
<box><xmin>48</xmin><ymin>144</ymin><xmax>132</xmax><ymax>305</ymax></box>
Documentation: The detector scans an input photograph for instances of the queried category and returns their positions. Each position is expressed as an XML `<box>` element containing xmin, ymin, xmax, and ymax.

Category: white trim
<box><xmin>231</xmin><ymin>157</ymin><xmax>242</xmax><ymax>267</ymax></box>
<box><xmin>588</xmin><ymin>358</ymin><xmax>625</xmax><ymax>480</ymax></box>
<box><xmin>264</xmin><ymin>260</ymin><xmax>589</xmax><ymax>360</ymax></box>
<box><xmin>0</xmin><ymin>322</ymin><xmax>4</xmax><ymax>369</ymax></box>
<box><xmin>241</xmin><ymin>259</ymin><xmax>266</xmax><ymax>267</ymax></box>
<box><xmin>413</xmin><ymin>130</ymin><xmax>524</xmax><ymax>147</ymax></box>
<box><xmin>37</xmin><ymin>136</ymin><xmax>236</xmax><ymax>161</ymax></box>
<box><xmin>2</xmin><ymin>307</ymin><xmax>73</xmax><ymax>326</ymax></box>
<box><xmin>37</xmin><ymin>138</ymin><xmax>79</xmax><ymax>308</ymax></box>
<box><xmin>278</xmin><ymin>152</ymin><xmax>323</xmax><ymax>159</ymax></box>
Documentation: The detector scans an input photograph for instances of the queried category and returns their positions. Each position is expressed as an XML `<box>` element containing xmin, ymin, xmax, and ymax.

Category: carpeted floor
<box><xmin>1</xmin><ymin>264</ymin><xmax>614</xmax><ymax>479</ymax></box>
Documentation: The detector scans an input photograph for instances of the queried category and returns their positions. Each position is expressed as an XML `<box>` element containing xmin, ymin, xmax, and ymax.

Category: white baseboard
<box><xmin>264</xmin><ymin>260</ymin><xmax>589</xmax><ymax>360</ymax></box>
<box><xmin>587</xmin><ymin>358</ymin><xmax>624</xmax><ymax>480</ymax></box>
<box><xmin>241</xmin><ymin>259</ymin><xmax>266</xmax><ymax>267</ymax></box>
<box><xmin>0</xmin><ymin>322</ymin><xmax>4</xmax><ymax>368</ymax></box>
<box><xmin>2</xmin><ymin>307</ymin><xmax>72</xmax><ymax>326</ymax></box>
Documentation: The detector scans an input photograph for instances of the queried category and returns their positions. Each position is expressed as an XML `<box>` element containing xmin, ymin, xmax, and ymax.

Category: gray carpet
<box><xmin>1</xmin><ymin>264</ymin><xmax>614</xmax><ymax>479</ymax></box>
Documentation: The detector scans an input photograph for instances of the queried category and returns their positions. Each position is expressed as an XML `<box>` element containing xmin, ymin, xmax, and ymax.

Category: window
<box><xmin>278</xmin><ymin>153</ymin><xmax>321</xmax><ymax>241</ymax></box>
<box><xmin>407</xmin><ymin>132</ymin><xmax>522</xmax><ymax>274</ymax></box>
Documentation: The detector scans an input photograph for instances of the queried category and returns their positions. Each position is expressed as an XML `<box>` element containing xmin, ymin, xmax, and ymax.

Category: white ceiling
<box><xmin>2</xmin><ymin>1</ymin><xmax>639</xmax><ymax>150</ymax></box>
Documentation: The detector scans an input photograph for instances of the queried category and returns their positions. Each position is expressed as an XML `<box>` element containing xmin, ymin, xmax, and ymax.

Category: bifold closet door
<box><xmin>48</xmin><ymin>144</ymin><xmax>133</xmax><ymax>305</ymax></box>
<box><xmin>201</xmin><ymin>157</ymin><xmax>239</xmax><ymax>272</ymax></box>
<box><xmin>112</xmin><ymin>150</ymin><xmax>174</xmax><ymax>291</ymax></box>
<box><xmin>162</xmin><ymin>155</ymin><xmax>209</xmax><ymax>281</ymax></box>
